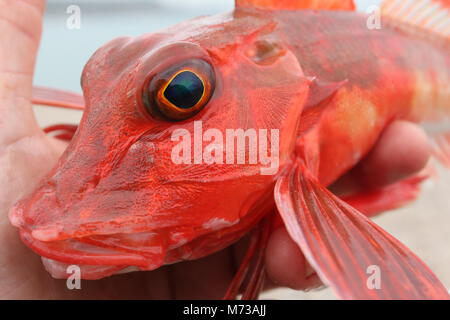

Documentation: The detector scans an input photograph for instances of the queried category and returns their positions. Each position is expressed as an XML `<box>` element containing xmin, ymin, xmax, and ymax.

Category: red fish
<box><xmin>9</xmin><ymin>0</ymin><xmax>450</xmax><ymax>299</ymax></box>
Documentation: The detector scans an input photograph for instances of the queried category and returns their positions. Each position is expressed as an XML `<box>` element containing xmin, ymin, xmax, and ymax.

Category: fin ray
<box><xmin>275</xmin><ymin>163</ymin><xmax>449</xmax><ymax>299</ymax></box>
<box><xmin>32</xmin><ymin>86</ymin><xmax>85</xmax><ymax>110</ymax></box>
<box><xmin>381</xmin><ymin>0</ymin><xmax>450</xmax><ymax>40</ymax></box>
<box><xmin>430</xmin><ymin>131</ymin><xmax>450</xmax><ymax>167</ymax></box>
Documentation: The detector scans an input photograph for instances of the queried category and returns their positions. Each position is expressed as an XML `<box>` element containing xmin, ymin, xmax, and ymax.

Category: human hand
<box><xmin>0</xmin><ymin>0</ymin><xmax>431</xmax><ymax>299</ymax></box>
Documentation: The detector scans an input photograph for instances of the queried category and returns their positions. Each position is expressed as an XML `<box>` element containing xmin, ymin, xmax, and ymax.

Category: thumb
<box><xmin>0</xmin><ymin>0</ymin><xmax>46</xmax><ymax>144</ymax></box>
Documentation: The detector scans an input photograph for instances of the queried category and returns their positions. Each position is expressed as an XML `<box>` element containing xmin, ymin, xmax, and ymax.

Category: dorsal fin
<box><xmin>381</xmin><ymin>0</ymin><xmax>450</xmax><ymax>40</ymax></box>
<box><xmin>235</xmin><ymin>0</ymin><xmax>355</xmax><ymax>11</ymax></box>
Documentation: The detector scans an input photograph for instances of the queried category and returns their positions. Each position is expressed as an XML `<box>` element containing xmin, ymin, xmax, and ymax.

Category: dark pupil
<box><xmin>163</xmin><ymin>71</ymin><xmax>204</xmax><ymax>109</ymax></box>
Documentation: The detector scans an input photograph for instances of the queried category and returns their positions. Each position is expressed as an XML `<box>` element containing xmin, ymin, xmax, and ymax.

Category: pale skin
<box><xmin>0</xmin><ymin>0</ymin><xmax>431</xmax><ymax>299</ymax></box>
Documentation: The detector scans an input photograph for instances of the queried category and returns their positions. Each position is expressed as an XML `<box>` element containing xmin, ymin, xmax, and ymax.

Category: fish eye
<box><xmin>164</xmin><ymin>71</ymin><xmax>204</xmax><ymax>109</ymax></box>
<box><xmin>143</xmin><ymin>59</ymin><xmax>215</xmax><ymax>121</ymax></box>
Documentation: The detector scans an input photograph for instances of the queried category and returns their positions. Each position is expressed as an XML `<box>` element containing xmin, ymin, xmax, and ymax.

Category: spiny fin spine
<box><xmin>381</xmin><ymin>0</ymin><xmax>450</xmax><ymax>40</ymax></box>
<box><xmin>235</xmin><ymin>0</ymin><xmax>355</xmax><ymax>11</ymax></box>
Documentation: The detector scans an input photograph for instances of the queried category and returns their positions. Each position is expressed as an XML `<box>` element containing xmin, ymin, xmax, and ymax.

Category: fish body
<box><xmin>9</xmin><ymin>0</ymin><xmax>450</xmax><ymax>299</ymax></box>
<box><xmin>274</xmin><ymin>9</ymin><xmax>449</xmax><ymax>184</ymax></box>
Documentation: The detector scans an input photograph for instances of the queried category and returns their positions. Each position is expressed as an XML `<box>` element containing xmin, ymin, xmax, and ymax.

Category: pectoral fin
<box><xmin>340</xmin><ymin>166</ymin><xmax>433</xmax><ymax>217</ymax></box>
<box><xmin>274</xmin><ymin>163</ymin><xmax>449</xmax><ymax>299</ymax></box>
<box><xmin>32</xmin><ymin>86</ymin><xmax>85</xmax><ymax>110</ymax></box>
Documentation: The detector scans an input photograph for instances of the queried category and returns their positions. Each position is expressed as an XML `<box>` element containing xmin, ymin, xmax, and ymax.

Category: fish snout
<box><xmin>8</xmin><ymin>181</ymin><xmax>60</xmax><ymax>237</ymax></box>
<box><xmin>9</xmin><ymin>192</ymin><xmax>169</xmax><ymax>279</ymax></box>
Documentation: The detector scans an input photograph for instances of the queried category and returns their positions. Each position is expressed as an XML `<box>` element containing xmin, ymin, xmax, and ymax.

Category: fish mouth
<box><xmin>9</xmin><ymin>205</ymin><xmax>167</xmax><ymax>280</ymax></box>
<box><xmin>41</xmin><ymin>258</ymin><xmax>133</xmax><ymax>280</ymax></box>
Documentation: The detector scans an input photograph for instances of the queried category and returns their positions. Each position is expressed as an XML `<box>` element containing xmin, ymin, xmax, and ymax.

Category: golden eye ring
<box><xmin>143</xmin><ymin>59</ymin><xmax>215</xmax><ymax>121</ymax></box>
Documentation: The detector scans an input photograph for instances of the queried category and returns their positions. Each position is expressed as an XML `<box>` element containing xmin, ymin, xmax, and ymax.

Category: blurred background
<box><xmin>33</xmin><ymin>0</ymin><xmax>449</xmax><ymax>299</ymax></box>
<box><xmin>35</xmin><ymin>0</ymin><xmax>381</xmax><ymax>94</ymax></box>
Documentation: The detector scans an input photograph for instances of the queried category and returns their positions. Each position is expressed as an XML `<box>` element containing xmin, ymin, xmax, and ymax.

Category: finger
<box><xmin>331</xmin><ymin>121</ymin><xmax>430</xmax><ymax>195</ymax></box>
<box><xmin>0</xmin><ymin>0</ymin><xmax>47</xmax><ymax>145</ymax></box>
<box><xmin>355</xmin><ymin>121</ymin><xmax>430</xmax><ymax>188</ymax></box>
<box><xmin>265</xmin><ymin>227</ymin><xmax>321</xmax><ymax>290</ymax></box>
<box><xmin>168</xmin><ymin>248</ymin><xmax>236</xmax><ymax>299</ymax></box>
<box><xmin>0</xmin><ymin>0</ymin><xmax>45</xmax><ymax>72</ymax></box>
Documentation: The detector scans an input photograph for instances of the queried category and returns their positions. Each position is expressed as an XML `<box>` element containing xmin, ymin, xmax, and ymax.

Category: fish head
<box><xmin>9</xmin><ymin>9</ymin><xmax>310</xmax><ymax>278</ymax></box>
